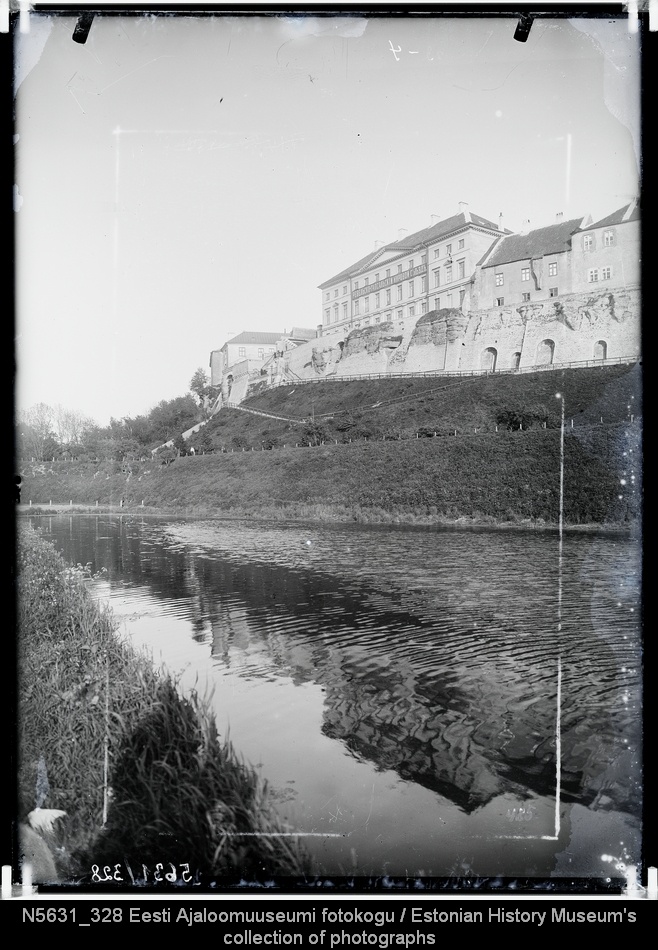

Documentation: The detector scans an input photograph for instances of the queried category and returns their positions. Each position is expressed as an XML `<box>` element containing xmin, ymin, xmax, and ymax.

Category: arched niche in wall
<box><xmin>511</xmin><ymin>351</ymin><xmax>522</xmax><ymax>369</ymax></box>
<box><xmin>536</xmin><ymin>339</ymin><xmax>555</xmax><ymax>366</ymax></box>
<box><xmin>481</xmin><ymin>347</ymin><xmax>498</xmax><ymax>372</ymax></box>
<box><xmin>593</xmin><ymin>339</ymin><xmax>607</xmax><ymax>360</ymax></box>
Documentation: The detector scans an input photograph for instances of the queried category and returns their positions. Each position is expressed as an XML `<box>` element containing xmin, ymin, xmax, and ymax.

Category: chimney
<box><xmin>520</xmin><ymin>218</ymin><xmax>531</xmax><ymax>234</ymax></box>
<box><xmin>498</xmin><ymin>212</ymin><xmax>504</xmax><ymax>232</ymax></box>
<box><xmin>458</xmin><ymin>201</ymin><xmax>471</xmax><ymax>222</ymax></box>
<box><xmin>374</xmin><ymin>240</ymin><xmax>385</xmax><ymax>250</ymax></box>
<box><xmin>430</xmin><ymin>213</ymin><xmax>441</xmax><ymax>226</ymax></box>
<box><xmin>398</xmin><ymin>228</ymin><xmax>408</xmax><ymax>241</ymax></box>
<box><xmin>555</xmin><ymin>211</ymin><xmax>564</xmax><ymax>222</ymax></box>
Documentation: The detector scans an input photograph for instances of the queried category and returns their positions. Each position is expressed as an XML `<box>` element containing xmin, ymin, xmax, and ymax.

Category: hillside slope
<box><xmin>20</xmin><ymin>364</ymin><xmax>642</xmax><ymax>527</ymax></box>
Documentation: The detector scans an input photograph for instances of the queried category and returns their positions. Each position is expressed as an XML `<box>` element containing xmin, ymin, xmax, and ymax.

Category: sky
<box><xmin>13</xmin><ymin>9</ymin><xmax>641</xmax><ymax>427</ymax></box>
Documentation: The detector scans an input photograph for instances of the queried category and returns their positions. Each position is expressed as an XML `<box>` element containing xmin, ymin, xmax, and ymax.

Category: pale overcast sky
<box><xmin>14</xmin><ymin>11</ymin><xmax>641</xmax><ymax>426</ymax></box>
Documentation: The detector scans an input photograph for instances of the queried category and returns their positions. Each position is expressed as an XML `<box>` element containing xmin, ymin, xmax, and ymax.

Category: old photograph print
<box><xmin>13</xmin><ymin>8</ymin><xmax>643</xmax><ymax>894</ymax></box>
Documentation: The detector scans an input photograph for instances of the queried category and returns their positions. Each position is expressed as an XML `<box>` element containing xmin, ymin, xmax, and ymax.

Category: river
<box><xmin>27</xmin><ymin>512</ymin><xmax>642</xmax><ymax>883</ymax></box>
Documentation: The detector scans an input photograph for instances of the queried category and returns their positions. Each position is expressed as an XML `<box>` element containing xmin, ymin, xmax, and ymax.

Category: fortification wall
<box><xmin>242</xmin><ymin>287</ymin><xmax>640</xmax><ymax>398</ymax></box>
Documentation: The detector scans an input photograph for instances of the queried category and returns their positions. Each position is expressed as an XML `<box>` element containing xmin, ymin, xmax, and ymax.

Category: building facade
<box><xmin>320</xmin><ymin>201</ymin><xmax>640</xmax><ymax>348</ymax></box>
<box><xmin>318</xmin><ymin>204</ymin><xmax>508</xmax><ymax>338</ymax></box>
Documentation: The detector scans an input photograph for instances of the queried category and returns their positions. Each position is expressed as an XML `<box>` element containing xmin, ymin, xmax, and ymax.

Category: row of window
<box><xmin>433</xmin><ymin>238</ymin><xmax>465</xmax><ymax>260</ymax></box>
<box><xmin>237</xmin><ymin>346</ymin><xmax>277</xmax><ymax>359</ymax></box>
<box><xmin>495</xmin><ymin>261</ymin><xmax>558</xmax><ymax>286</ymax></box>
<box><xmin>588</xmin><ymin>267</ymin><xmax>612</xmax><ymax>282</ymax></box>
<box><xmin>325</xmin><ymin>287</ymin><xmax>469</xmax><ymax>326</ymax></box>
<box><xmin>433</xmin><ymin>260</ymin><xmax>466</xmax><ymax>287</ymax></box>
<box><xmin>325</xmin><ymin>238</ymin><xmax>470</xmax><ymax>300</ymax></box>
<box><xmin>583</xmin><ymin>230</ymin><xmax>615</xmax><ymax>250</ymax></box>
<box><xmin>495</xmin><ymin>288</ymin><xmax>559</xmax><ymax>307</ymax></box>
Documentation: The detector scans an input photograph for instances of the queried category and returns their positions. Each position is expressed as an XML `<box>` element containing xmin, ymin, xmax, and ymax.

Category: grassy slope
<box><xmin>19</xmin><ymin>365</ymin><xmax>642</xmax><ymax>525</ymax></box>
<box><xmin>17</xmin><ymin>524</ymin><xmax>306</xmax><ymax>883</ymax></box>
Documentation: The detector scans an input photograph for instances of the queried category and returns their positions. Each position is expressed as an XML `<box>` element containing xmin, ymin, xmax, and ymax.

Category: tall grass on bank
<box><xmin>17</xmin><ymin>524</ymin><xmax>307</xmax><ymax>883</ymax></box>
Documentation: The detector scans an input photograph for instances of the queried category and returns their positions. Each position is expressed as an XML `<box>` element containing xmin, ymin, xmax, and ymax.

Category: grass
<box><xmin>17</xmin><ymin>364</ymin><xmax>642</xmax><ymax>527</ymax></box>
<box><xmin>16</xmin><ymin>523</ymin><xmax>308</xmax><ymax>885</ymax></box>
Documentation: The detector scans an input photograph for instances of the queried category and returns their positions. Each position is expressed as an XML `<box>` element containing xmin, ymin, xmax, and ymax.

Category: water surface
<box><xmin>31</xmin><ymin>513</ymin><xmax>642</xmax><ymax>880</ymax></box>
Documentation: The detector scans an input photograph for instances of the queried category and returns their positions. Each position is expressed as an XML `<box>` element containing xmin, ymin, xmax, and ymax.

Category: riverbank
<box><xmin>16</xmin><ymin>523</ymin><xmax>307</xmax><ymax>886</ymax></box>
<box><xmin>17</xmin><ymin>418</ymin><xmax>641</xmax><ymax>529</ymax></box>
<box><xmin>16</xmin><ymin>501</ymin><xmax>637</xmax><ymax>536</ymax></box>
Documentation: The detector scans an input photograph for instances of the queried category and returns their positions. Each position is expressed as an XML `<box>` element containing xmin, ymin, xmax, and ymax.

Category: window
<box><xmin>458</xmin><ymin>260</ymin><xmax>465</xmax><ymax>279</ymax></box>
<box><xmin>408</xmin><ymin>281</ymin><xmax>414</xmax><ymax>298</ymax></box>
<box><xmin>375</xmin><ymin>292</ymin><xmax>380</xmax><ymax>308</ymax></box>
<box><xmin>421</xmin><ymin>276</ymin><xmax>427</xmax><ymax>292</ymax></box>
<box><xmin>421</xmin><ymin>254</ymin><xmax>427</xmax><ymax>264</ymax></box>
<box><xmin>364</xmin><ymin>297</ymin><xmax>370</xmax><ymax>313</ymax></box>
<box><xmin>433</xmin><ymin>269</ymin><xmax>440</xmax><ymax>288</ymax></box>
<box><xmin>375</xmin><ymin>315</ymin><xmax>381</xmax><ymax>323</ymax></box>
<box><xmin>522</xmin><ymin>292</ymin><xmax>531</xmax><ymax>302</ymax></box>
<box><xmin>239</xmin><ymin>347</ymin><xmax>247</xmax><ymax>357</ymax></box>
<box><xmin>355</xmin><ymin>300</ymin><xmax>360</xmax><ymax>314</ymax></box>
<box><xmin>548</xmin><ymin>262</ymin><xmax>558</xmax><ymax>277</ymax></box>
<box><xmin>386</xmin><ymin>312</ymin><xmax>392</xmax><ymax>321</ymax></box>
<box><xmin>583</xmin><ymin>234</ymin><xmax>593</xmax><ymax>250</ymax></box>
<box><xmin>604</xmin><ymin>230</ymin><xmax>614</xmax><ymax>247</ymax></box>
<box><xmin>258</xmin><ymin>348</ymin><xmax>264</xmax><ymax>359</ymax></box>
<box><xmin>434</xmin><ymin>248</ymin><xmax>440</xmax><ymax>259</ymax></box>
<box><xmin>521</xmin><ymin>268</ymin><xmax>530</xmax><ymax>281</ymax></box>
<box><xmin>446</xmin><ymin>244</ymin><xmax>452</xmax><ymax>256</ymax></box>
<box><xmin>458</xmin><ymin>239</ymin><xmax>464</xmax><ymax>249</ymax></box>
<box><xmin>364</xmin><ymin>277</ymin><xmax>369</xmax><ymax>287</ymax></box>
<box><xmin>386</xmin><ymin>269</ymin><xmax>391</xmax><ymax>278</ymax></box>
<box><xmin>409</xmin><ymin>305</ymin><xmax>415</xmax><ymax>317</ymax></box>
<box><xmin>386</xmin><ymin>289</ymin><xmax>391</xmax><ymax>305</ymax></box>
<box><xmin>397</xmin><ymin>309</ymin><xmax>403</xmax><ymax>319</ymax></box>
<box><xmin>334</xmin><ymin>289</ymin><xmax>338</xmax><ymax>297</ymax></box>
<box><xmin>324</xmin><ymin>309</ymin><xmax>330</xmax><ymax>323</ymax></box>
<box><xmin>459</xmin><ymin>289</ymin><xmax>466</xmax><ymax>306</ymax></box>
<box><xmin>549</xmin><ymin>287</ymin><xmax>558</xmax><ymax>297</ymax></box>
<box><xmin>354</xmin><ymin>281</ymin><xmax>359</xmax><ymax>290</ymax></box>
<box><xmin>343</xmin><ymin>285</ymin><xmax>347</xmax><ymax>295</ymax></box>
<box><xmin>446</xmin><ymin>293</ymin><xmax>453</xmax><ymax>307</ymax></box>
<box><xmin>342</xmin><ymin>303</ymin><xmax>348</xmax><ymax>319</ymax></box>
<box><xmin>375</xmin><ymin>273</ymin><xmax>380</xmax><ymax>282</ymax></box>
<box><xmin>397</xmin><ymin>285</ymin><xmax>403</xmax><ymax>301</ymax></box>
<box><xmin>325</xmin><ymin>292</ymin><xmax>330</xmax><ymax>301</ymax></box>
<box><xmin>601</xmin><ymin>266</ymin><xmax>612</xmax><ymax>280</ymax></box>
<box><xmin>495</xmin><ymin>273</ymin><xmax>504</xmax><ymax>286</ymax></box>
<box><xmin>409</xmin><ymin>259</ymin><xmax>414</xmax><ymax>270</ymax></box>
<box><xmin>445</xmin><ymin>265</ymin><xmax>453</xmax><ymax>283</ymax></box>
<box><xmin>495</xmin><ymin>297</ymin><xmax>504</xmax><ymax>307</ymax></box>
<box><xmin>333</xmin><ymin>305</ymin><xmax>338</xmax><ymax>322</ymax></box>
<box><xmin>434</xmin><ymin>296</ymin><xmax>440</xmax><ymax>310</ymax></box>
<box><xmin>397</xmin><ymin>263</ymin><xmax>402</xmax><ymax>273</ymax></box>
<box><xmin>588</xmin><ymin>268</ymin><xmax>599</xmax><ymax>283</ymax></box>
<box><xmin>421</xmin><ymin>301</ymin><xmax>428</xmax><ymax>313</ymax></box>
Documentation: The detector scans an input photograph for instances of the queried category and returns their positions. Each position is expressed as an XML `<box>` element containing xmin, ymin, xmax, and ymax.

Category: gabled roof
<box><xmin>225</xmin><ymin>331</ymin><xmax>282</xmax><ymax>346</ymax></box>
<box><xmin>483</xmin><ymin>217</ymin><xmax>583</xmax><ymax>268</ymax></box>
<box><xmin>320</xmin><ymin>249</ymin><xmax>384</xmax><ymax>289</ymax></box>
<box><xmin>583</xmin><ymin>199</ymin><xmax>640</xmax><ymax>230</ymax></box>
<box><xmin>319</xmin><ymin>210</ymin><xmax>504</xmax><ymax>288</ymax></box>
<box><xmin>288</xmin><ymin>327</ymin><xmax>317</xmax><ymax>340</ymax></box>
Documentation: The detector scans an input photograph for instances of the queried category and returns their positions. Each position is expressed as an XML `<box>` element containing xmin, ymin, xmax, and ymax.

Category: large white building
<box><xmin>318</xmin><ymin>200</ymin><xmax>640</xmax><ymax>346</ymax></box>
<box><xmin>318</xmin><ymin>204</ymin><xmax>508</xmax><ymax>337</ymax></box>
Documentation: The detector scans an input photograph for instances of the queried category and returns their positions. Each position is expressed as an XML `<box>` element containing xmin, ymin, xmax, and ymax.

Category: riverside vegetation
<box><xmin>16</xmin><ymin>523</ymin><xmax>307</xmax><ymax>885</ymax></box>
<box><xmin>19</xmin><ymin>364</ymin><xmax>642</xmax><ymax>527</ymax></box>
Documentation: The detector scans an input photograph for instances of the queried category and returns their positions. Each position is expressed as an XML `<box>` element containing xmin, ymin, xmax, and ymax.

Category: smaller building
<box><xmin>570</xmin><ymin>199</ymin><xmax>640</xmax><ymax>294</ymax></box>
<box><xmin>209</xmin><ymin>327</ymin><xmax>318</xmax><ymax>400</ymax></box>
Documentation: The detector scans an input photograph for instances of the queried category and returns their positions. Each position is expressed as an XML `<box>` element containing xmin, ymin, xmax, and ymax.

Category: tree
<box><xmin>190</xmin><ymin>368</ymin><xmax>210</xmax><ymax>404</ymax></box>
<box><xmin>18</xmin><ymin>404</ymin><xmax>57</xmax><ymax>460</ymax></box>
